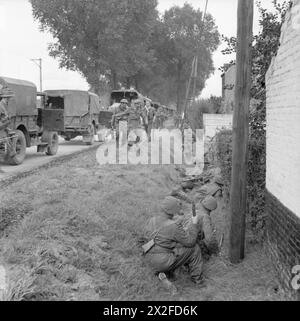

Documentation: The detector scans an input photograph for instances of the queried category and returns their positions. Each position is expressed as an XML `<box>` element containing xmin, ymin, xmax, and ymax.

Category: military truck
<box><xmin>0</xmin><ymin>76</ymin><xmax>60</xmax><ymax>165</ymax></box>
<box><xmin>44</xmin><ymin>90</ymin><xmax>101</xmax><ymax>145</ymax></box>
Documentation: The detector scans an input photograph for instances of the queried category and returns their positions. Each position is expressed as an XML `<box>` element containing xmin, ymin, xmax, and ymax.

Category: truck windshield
<box><xmin>46</xmin><ymin>96</ymin><xmax>64</xmax><ymax>109</ymax></box>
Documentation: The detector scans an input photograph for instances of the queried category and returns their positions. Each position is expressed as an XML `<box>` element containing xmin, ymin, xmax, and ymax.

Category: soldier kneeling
<box><xmin>143</xmin><ymin>196</ymin><xmax>212</xmax><ymax>293</ymax></box>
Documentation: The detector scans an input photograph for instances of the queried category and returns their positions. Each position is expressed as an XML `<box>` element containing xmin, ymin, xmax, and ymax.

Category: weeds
<box><xmin>0</xmin><ymin>150</ymin><xmax>286</xmax><ymax>301</ymax></box>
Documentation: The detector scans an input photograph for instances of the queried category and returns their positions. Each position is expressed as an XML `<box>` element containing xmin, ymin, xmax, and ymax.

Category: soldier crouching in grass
<box><xmin>143</xmin><ymin>196</ymin><xmax>208</xmax><ymax>294</ymax></box>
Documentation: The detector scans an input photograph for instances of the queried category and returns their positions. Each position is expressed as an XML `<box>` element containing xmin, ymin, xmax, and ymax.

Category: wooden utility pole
<box><xmin>181</xmin><ymin>0</ymin><xmax>208</xmax><ymax>122</ymax></box>
<box><xmin>229</xmin><ymin>0</ymin><xmax>254</xmax><ymax>263</ymax></box>
<box><xmin>31</xmin><ymin>58</ymin><xmax>43</xmax><ymax>92</ymax></box>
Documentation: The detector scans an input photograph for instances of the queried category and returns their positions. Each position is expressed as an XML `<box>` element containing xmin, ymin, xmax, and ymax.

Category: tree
<box><xmin>155</xmin><ymin>3</ymin><xmax>220</xmax><ymax>111</ymax></box>
<box><xmin>30</xmin><ymin>0</ymin><xmax>158</xmax><ymax>94</ymax></box>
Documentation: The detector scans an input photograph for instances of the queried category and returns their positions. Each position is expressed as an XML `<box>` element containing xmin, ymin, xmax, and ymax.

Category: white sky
<box><xmin>0</xmin><ymin>0</ymin><xmax>282</xmax><ymax>98</ymax></box>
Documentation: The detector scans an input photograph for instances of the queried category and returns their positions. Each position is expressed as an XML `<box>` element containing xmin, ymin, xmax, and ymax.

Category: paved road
<box><xmin>0</xmin><ymin>120</ymin><xmax>175</xmax><ymax>180</ymax></box>
<box><xmin>0</xmin><ymin>136</ymin><xmax>101</xmax><ymax>180</ymax></box>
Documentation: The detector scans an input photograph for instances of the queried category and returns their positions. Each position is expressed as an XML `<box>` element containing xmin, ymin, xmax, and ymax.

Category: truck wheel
<box><xmin>7</xmin><ymin>129</ymin><xmax>26</xmax><ymax>165</ymax></box>
<box><xmin>42</xmin><ymin>131</ymin><xmax>59</xmax><ymax>155</ymax></box>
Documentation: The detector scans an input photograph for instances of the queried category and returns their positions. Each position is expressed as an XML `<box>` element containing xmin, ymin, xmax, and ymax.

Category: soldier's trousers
<box><xmin>171</xmin><ymin>245</ymin><xmax>203</xmax><ymax>282</ymax></box>
<box><xmin>147</xmin><ymin>244</ymin><xmax>203</xmax><ymax>282</ymax></box>
<box><xmin>147</xmin><ymin>122</ymin><xmax>153</xmax><ymax>139</ymax></box>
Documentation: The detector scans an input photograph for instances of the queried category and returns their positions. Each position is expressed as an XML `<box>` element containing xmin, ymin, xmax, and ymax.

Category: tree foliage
<box><xmin>30</xmin><ymin>0</ymin><xmax>158</xmax><ymax>93</ymax></box>
<box><xmin>30</xmin><ymin>0</ymin><xmax>220</xmax><ymax>106</ymax></box>
<box><xmin>152</xmin><ymin>3</ymin><xmax>220</xmax><ymax>110</ymax></box>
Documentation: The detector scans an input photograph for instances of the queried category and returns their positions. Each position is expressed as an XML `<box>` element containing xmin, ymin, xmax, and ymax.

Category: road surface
<box><xmin>0</xmin><ymin>136</ymin><xmax>101</xmax><ymax>181</ymax></box>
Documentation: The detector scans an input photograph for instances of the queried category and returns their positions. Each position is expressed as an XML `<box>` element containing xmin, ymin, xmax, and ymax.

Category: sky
<box><xmin>0</xmin><ymin>0</ymin><xmax>282</xmax><ymax>98</ymax></box>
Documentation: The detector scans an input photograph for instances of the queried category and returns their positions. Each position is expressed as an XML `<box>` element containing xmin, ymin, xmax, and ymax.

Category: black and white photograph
<box><xmin>0</xmin><ymin>0</ymin><xmax>299</xmax><ymax>306</ymax></box>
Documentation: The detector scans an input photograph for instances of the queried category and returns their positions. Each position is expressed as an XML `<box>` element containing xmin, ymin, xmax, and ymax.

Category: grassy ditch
<box><xmin>0</xmin><ymin>148</ymin><xmax>286</xmax><ymax>301</ymax></box>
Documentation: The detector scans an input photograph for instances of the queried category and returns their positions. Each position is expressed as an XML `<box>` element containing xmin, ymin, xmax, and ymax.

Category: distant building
<box><xmin>221</xmin><ymin>64</ymin><xmax>236</xmax><ymax>114</ymax></box>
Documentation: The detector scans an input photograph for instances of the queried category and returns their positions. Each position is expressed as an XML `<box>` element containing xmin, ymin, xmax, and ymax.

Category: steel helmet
<box><xmin>161</xmin><ymin>196</ymin><xmax>182</xmax><ymax>216</ymax></box>
<box><xmin>120</xmin><ymin>99</ymin><xmax>128</xmax><ymax>104</ymax></box>
<box><xmin>202</xmin><ymin>195</ymin><xmax>217</xmax><ymax>211</ymax></box>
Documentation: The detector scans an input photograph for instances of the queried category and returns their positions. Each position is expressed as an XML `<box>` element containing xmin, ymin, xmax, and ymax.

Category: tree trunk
<box><xmin>112</xmin><ymin>70</ymin><xmax>118</xmax><ymax>89</ymax></box>
<box><xmin>134</xmin><ymin>75</ymin><xmax>139</xmax><ymax>91</ymax></box>
<box><xmin>126</xmin><ymin>77</ymin><xmax>130</xmax><ymax>89</ymax></box>
<box><xmin>176</xmin><ymin>62</ymin><xmax>182</xmax><ymax>112</ymax></box>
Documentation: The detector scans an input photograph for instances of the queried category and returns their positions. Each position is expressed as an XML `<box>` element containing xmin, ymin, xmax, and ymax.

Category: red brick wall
<box><xmin>265</xmin><ymin>190</ymin><xmax>300</xmax><ymax>300</ymax></box>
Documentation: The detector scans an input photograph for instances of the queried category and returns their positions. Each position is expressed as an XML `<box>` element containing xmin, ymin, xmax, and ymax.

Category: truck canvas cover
<box><xmin>0</xmin><ymin>76</ymin><xmax>37</xmax><ymax>117</ymax></box>
<box><xmin>44</xmin><ymin>90</ymin><xmax>101</xmax><ymax>117</ymax></box>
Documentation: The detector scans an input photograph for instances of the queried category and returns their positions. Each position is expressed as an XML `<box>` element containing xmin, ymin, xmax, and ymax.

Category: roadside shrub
<box><xmin>214</xmin><ymin>122</ymin><xmax>266</xmax><ymax>241</ymax></box>
<box><xmin>213</xmin><ymin>129</ymin><xmax>232</xmax><ymax>200</ymax></box>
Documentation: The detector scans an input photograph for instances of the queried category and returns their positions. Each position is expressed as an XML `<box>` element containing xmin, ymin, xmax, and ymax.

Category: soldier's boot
<box><xmin>158</xmin><ymin>273</ymin><xmax>177</xmax><ymax>295</ymax></box>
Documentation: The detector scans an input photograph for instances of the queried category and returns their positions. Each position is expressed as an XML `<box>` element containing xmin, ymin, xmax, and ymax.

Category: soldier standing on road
<box><xmin>112</xmin><ymin>99</ymin><xmax>130</xmax><ymax>145</ymax></box>
<box><xmin>127</xmin><ymin>99</ymin><xmax>147</xmax><ymax>145</ymax></box>
<box><xmin>143</xmin><ymin>100</ymin><xmax>156</xmax><ymax>140</ymax></box>
<box><xmin>153</xmin><ymin>106</ymin><xmax>165</xmax><ymax>130</ymax></box>
<box><xmin>143</xmin><ymin>196</ymin><xmax>206</xmax><ymax>293</ymax></box>
<box><xmin>174</xmin><ymin>112</ymin><xmax>182</xmax><ymax>128</ymax></box>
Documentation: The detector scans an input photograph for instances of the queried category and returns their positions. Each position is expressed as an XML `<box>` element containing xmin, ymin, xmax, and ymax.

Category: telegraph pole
<box><xmin>31</xmin><ymin>58</ymin><xmax>43</xmax><ymax>92</ymax></box>
<box><xmin>181</xmin><ymin>0</ymin><xmax>208</xmax><ymax>123</ymax></box>
<box><xmin>229</xmin><ymin>0</ymin><xmax>254</xmax><ymax>263</ymax></box>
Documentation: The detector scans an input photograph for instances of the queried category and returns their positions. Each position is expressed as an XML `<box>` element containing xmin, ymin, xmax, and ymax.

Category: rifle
<box><xmin>114</xmin><ymin>109</ymin><xmax>131</xmax><ymax>120</ymax></box>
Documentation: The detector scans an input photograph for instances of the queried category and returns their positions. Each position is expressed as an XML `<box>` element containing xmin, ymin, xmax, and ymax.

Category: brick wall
<box><xmin>265</xmin><ymin>0</ymin><xmax>300</xmax><ymax>299</ymax></box>
<box><xmin>203</xmin><ymin>114</ymin><xmax>233</xmax><ymax>139</ymax></box>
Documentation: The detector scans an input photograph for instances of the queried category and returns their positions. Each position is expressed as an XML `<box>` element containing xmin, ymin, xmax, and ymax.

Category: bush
<box><xmin>187</xmin><ymin>96</ymin><xmax>222</xmax><ymax>130</ymax></box>
<box><xmin>214</xmin><ymin>123</ymin><xmax>266</xmax><ymax>241</ymax></box>
<box><xmin>213</xmin><ymin>129</ymin><xmax>232</xmax><ymax>200</ymax></box>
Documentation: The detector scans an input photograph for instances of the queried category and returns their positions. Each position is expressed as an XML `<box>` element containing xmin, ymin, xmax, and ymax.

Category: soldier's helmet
<box><xmin>120</xmin><ymin>99</ymin><xmax>128</xmax><ymax>104</ymax></box>
<box><xmin>161</xmin><ymin>196</ymin><xmax>183</xmax><ymax>216</ymax></box>
<box><xmin>201</xmin><ymin>195</ymin><xmax>218</xmax><ymax>211</ymax></box>
<box><xmin>0</xmin><ymin>87</ymin><xmax>14</xmax><ymax>98</ymax></box>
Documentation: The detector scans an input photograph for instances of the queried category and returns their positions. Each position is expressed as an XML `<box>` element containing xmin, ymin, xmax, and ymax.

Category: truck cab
<box><xmin>0</xmin><ymin>76</ymin><xmax>60</xmax><ymax>165</ymax></box>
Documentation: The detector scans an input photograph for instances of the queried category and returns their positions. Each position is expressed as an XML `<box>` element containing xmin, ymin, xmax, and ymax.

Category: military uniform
<box><xmin>145</xmin><ymin>215</ymin><xmax>203</xmax><ymax>282</ymax></box>
<box><xmin>153</xmin><ymin>107</ymin><xmax>165</xmax><ymax>129</ymax></box>
<box><xmin>174</xmin><ymin>112</ymin><xmax>181</xmax><ymax>128</ymax></box>
<box><xmin>144</xmin><ymin>105</ymin><xmax>156</xmax><ymax>138</ymax></box>
<box><xmin>144</xmin><ymin>197</ymin><xmax>204</xmax><ymax>283</ymax></box>
<box><xmin>112</xmin><ymin>100</ymin><xmax>130</xmax><ymax>144</ymax></box>
<box><xmin>127</xmin><ymin>104</ymin><xmax>147</xmax><ymax>144</ymax></box>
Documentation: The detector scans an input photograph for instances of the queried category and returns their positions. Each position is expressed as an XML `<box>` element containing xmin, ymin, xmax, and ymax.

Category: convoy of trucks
<box><xmin>0</xmin><ymin>76</ymin><xmax>174</xmax><ymax>167</ymax></box>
